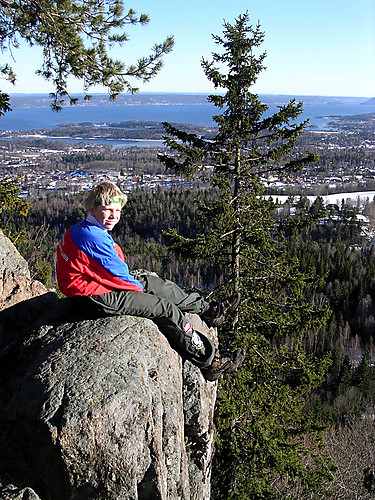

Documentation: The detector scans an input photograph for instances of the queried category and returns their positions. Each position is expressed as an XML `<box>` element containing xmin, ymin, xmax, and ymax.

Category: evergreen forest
<box><xmin>2</xmin><ymin>184</ymin><xmax>375</xmax><ymax>497</ymax></box>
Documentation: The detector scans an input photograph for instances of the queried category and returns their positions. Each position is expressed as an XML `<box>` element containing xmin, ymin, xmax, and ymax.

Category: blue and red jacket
<box><xmin>56</xmin><ymin>219</ymin><xmax>143</xmax><ymax>297</ymax></box>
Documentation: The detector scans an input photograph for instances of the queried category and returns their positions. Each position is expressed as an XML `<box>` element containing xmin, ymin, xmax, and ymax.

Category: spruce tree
<box><xmin>0</xmin><ymin>177</ymin><xmax>29</xmax><ymax>218</ymax></box>
<box><xmin>161</xmin><ymin>12</ymin><xmax>332</xmax><ymax>498</ymax></box>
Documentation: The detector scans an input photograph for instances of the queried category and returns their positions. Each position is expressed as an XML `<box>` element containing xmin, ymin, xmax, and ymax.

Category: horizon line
<box><xmin>7</xmin><ymin>92</ymin><xmax>373</xmax><ymax>99</ymax></box>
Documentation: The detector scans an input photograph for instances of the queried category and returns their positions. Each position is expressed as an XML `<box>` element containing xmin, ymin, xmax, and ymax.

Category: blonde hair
<box><xmin>84</xmin><ymin>181</ymin><xmax>127</xmax><ymax>209</ymax></box>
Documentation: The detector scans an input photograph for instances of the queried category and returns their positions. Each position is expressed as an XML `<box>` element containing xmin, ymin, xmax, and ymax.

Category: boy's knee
<box><xmin>158</xmin><ymin>297</ymin><xmax>177</xmax><ymax>316</ymax></box>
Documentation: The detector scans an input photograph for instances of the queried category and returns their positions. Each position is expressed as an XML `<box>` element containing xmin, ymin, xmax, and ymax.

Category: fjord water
<box><xmin>0</xmin><ymin>98</ymin><xmax>374</xmax><ymax>132</ymax></box>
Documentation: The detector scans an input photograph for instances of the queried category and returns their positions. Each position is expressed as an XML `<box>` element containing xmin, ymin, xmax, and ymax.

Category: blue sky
<box><xmin>2</xmin><ymin>0</ymin><xmax>375</xmax><ymax>97</ymax></box>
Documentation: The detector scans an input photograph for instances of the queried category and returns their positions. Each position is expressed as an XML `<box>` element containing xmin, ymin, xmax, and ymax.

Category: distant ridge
<box><xmin>6</xmin><ymin>92</ymin><xmax>371</xmax><ymax>110</ymax></box>
<box><xmin>361</xmin><ymin>97</ymin><xmax>375</xmax><ymax>105</ymax></box>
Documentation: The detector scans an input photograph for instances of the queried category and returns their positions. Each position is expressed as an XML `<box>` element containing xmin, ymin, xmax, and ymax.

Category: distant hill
<box><xmin>325</xmin><ymin>112</ymin><xmax>375</xmax><ymax>132</ymax></box>
<box><xmin>361</xmin><ymin>97</ymin><xmax>375</xmax><ymax>105</ymax></box>
<box><xmin>7</xmin><ymin>92</ymin><xmax>370</xmax><ymax>110</ymax></box>
<box><xmin>0</xmin><ymin>120</ymin><xmax>218</xmax><ymax>140</ymax></box>
<box><xmin>7</xmin><ymin>93</ymin><xmax>212</xmax><ymax>109</ymax></box>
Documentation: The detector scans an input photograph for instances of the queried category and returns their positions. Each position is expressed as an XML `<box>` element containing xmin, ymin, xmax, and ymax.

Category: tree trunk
<box><xmin>232</xmin><ymin>143</ymin><xmax>241</xmax><ymax>294</ymax></box>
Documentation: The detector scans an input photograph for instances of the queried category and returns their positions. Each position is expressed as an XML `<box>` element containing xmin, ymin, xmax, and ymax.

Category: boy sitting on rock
<box><xmin>56</xmin><ymin>181</ymin><xmax>245</xmax><ymax>381</ymax></box>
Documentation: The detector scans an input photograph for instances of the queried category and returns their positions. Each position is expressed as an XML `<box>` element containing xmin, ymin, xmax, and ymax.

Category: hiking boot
<box><xmin>201</xmin><ymin>292</ymin><xmax>241</xmax><ymax>328</ymax></box>
<box><xmin>201</xmin><ymin>348</ymin><xmax>246</xmax><ymax>381</ymax></box>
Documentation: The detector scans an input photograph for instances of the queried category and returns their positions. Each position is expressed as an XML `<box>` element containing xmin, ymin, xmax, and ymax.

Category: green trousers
<box><xmin>81</xmin><ymin>275</ymin><xmax>216</xmax><ymax>368</ymax></box>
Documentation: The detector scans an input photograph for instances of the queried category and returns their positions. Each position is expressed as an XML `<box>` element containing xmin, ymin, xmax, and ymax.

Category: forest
<box><xmin>2</xmin><ymin>184</ymin><xmax>375</xmax><ymax>497</ymax></box>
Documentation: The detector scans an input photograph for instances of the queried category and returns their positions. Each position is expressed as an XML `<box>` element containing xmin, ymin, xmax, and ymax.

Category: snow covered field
<box><xmin>268</xmin><ymin>191</ymin><xmax>375</xmax><ymax>206</ymax></box>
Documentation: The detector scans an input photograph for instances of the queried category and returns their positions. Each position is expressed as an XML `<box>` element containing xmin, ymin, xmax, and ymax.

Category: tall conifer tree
<box><xmin>161</xmin><ymin>13</ymin><xmax>332</xmax><ymax>498</ymax></box>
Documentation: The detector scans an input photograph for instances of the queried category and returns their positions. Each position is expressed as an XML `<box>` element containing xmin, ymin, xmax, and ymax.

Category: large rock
<box><xmin>0</xmin><ymin>233</ymin><xmax>218</xmax><ymax>500</ymax></box>
<box><xmin>0</xmin><ymin>484</ymin><xmax>42</xmax><ymax>500</ymax></box>
<box><xmin>0</xmin><ymin>230</ymin><xmax>48</xmax><ymax>312</ymax></box>
<box><xmin>0</xmin><ymin>229</ymin><xmax>59</xmax><ymax>351</ymax></box>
